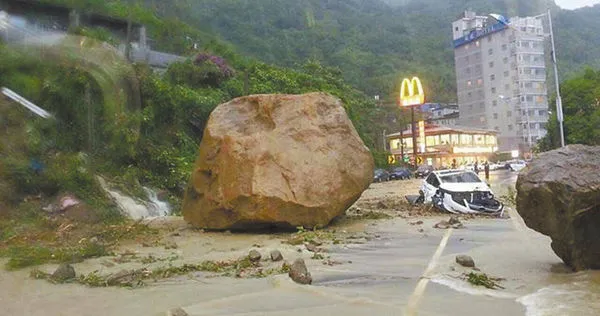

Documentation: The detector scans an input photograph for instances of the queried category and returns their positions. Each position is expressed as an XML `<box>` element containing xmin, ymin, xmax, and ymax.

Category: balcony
<box><xmin>517</xmin><ymin>74</ymin><xmax>546</xmax><ymax>81</ymax></box>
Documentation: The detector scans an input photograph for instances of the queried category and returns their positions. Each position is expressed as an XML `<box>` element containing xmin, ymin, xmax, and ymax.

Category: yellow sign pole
<box><xmin>399</xmin><ymin>77</ymin><xmax>425</xmax><ymax>168</ymax></box>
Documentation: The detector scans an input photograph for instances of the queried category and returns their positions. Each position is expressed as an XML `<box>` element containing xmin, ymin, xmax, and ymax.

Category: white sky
<box><xmin>555</xmin><ymin>0</ymin><xmax>600</xmax><ymax>10</ymax></box>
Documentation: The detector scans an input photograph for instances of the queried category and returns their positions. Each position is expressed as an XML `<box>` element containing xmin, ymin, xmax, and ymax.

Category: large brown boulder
<box><xmin>516</xmin><ymin>145</ymin><xmax>600</xmax><ymax>271</ymax></box>
<box><xmin>182</xmin><ymin>93</ymin><xmax>374</xmax><ymax>230</ymax></box>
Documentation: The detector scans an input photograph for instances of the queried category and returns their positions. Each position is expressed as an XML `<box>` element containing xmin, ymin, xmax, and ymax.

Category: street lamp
<box><xmin>489</xmin><ymin>10</ymin><xmax>565</xmax><ymax>147</ymax></box>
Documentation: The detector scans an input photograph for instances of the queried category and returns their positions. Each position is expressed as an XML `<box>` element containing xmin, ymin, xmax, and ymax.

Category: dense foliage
<box><xmin>130</xmin><ymin>0</ymin><xmax>600</xmax><ymax>103</ymax></box>
<box><xmin>538</xmin><ymin>68</ymin><xmax>600</xmax><ymax>151</ymax></box>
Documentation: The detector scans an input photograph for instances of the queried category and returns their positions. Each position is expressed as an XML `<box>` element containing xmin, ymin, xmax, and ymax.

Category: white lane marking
<box><xmin>405</xmin><ymin>228</ymin><xmax>454</xmax><ymax>315</ymax></box>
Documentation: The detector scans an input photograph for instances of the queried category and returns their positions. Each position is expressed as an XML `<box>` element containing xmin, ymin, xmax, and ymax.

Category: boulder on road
<box><xmin>182</xmin><ymin>93</ymin><xmax>374</xmax><ymax>230</ymax></box>
<box><xmin>517</xmin><ymin>145</ymin><xmax>600</xmax><ymax>271</ymax></box>
<box><xmin>456</xmin><ymin>255</ymin><xmax>475</xmax><ymax>268</ymax></box>
<box><xmin>52</xmin><ymin>263</ymin><xmax>76</xmax><ymax>281</ymax></box>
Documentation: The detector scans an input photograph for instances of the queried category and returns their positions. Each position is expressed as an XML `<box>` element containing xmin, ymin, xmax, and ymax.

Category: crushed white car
<box><xmin>416</xmin><ymin>170</ymin><xmax>504</xmax><ymax>214</ymax></box>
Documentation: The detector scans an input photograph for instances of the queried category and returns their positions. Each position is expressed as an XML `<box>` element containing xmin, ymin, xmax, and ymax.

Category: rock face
<box><xmin>517</xmin><ymin>145</ymin><xmax>600</xmax><ymax>271</ymax></box>
<box><xmin>182</xmin><ymin>93</ymin><xmax>374</xmax><ymax>230</ymax></box>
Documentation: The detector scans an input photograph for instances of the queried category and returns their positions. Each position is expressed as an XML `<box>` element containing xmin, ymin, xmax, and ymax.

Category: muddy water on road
<box><xmin>2</xmin><ymin>173</ymin><xmax>600</xmax><ymax>316</ymax></box>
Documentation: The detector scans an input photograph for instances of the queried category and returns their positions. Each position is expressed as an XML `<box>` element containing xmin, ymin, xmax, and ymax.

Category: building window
<box><xmin>465</xmin><ymin>67</ymin><xmax>471</xmax><ymax>74</ymax></box>
<box><xmin>440</xmin><ymin>134</ymin><xmax>450</xmax><ymax>145</ymax></box>
<box><xmin>504</xmin><ymin>71</ymin><xmax>509</xmax><ymax>77</ymax></box>
<box><xmin>502</xmin><ymin>44</ymin><xmax>507</xmax><ymax>50</ymax></box>
<box><xmin>491</xmin><ymin>87</ymin><xmax>496</xmax><ymax>94</ymax></box>
<box><xmin>505</xmin><ymin>83</ymin><xmax>510</xmax><ymax>90</ymax></box>
<box><xmin>503</xmin><ymin>57</ymin><xmax>509</xmax><ymax>64</ymax></box>
<box><xmin>468</xmin><ymin>92</ymin><xmax>472</xmax><ymax>98</ymax></box>
<box><xmin>488</xmin><ymin>48</ymin><xmax>493</xmax><ymax>55</ymax></box>
<box><xmin>492</xmin><ymin>100</ymin><xmax>497</xmax><ymax>106</ymax></box>
<box><xmin>486</xmin><ymin>135</ymin><xmax>497</xmax><ymax>145</ymax></box>
<box><xmin>507</xmin><ymin>111</ymin><xmax>512</xmax><ymax>117</ymax></box>
<box><xmin>493</xmin><ymin>113</ymin><xmax>498</xmax><ymax>119</ymax></box>
<box><xmin>508</xmin><ymin>124</ymin><xmax>513</xmax><ymax>131</ymax></box>
<box><xmin>494</xmin><ymin>126</ymin><xmax>500</xmax><ymax>131</ymax></box>
<box><xmin>477</xmin><ymin>78</ymin><xmax>483</xmax><ymax>85</ymax></box>
<box><xmin>489</xmin><ymin>61</ymin><xmax>494</xmax><ymax>68</ymax></box>
<box><xmin>480</xmin><ymin>102</ymin><xmax>485</xmax><ymax>108</ymax></box>
<box><xmin>451</xmin><ymin>134</ymin><xmax>459</xmax><ymax>145</ymax></box>
<box><xmin>467</xmin><ymin>80</ymin><xmax>472</xmax><ymax>87</ymax></box>
<box><xmin>474</xmin><ymin>135</ymin><xmax>486</xmax><ymax>145</ymax></box>
<box><xmin>460</xmin><ymin>134</ymin><xmax>473</xmax><ymax>145</ymax></box>
<box><xmin>490</xmin><ymin>74</ymin><xmax>495</xmax><ymax>81</ymax></box>
<box><xmin>455</xmin><ymin>26</ymin><xmax>459</xmax><ymax>31</ymax></box>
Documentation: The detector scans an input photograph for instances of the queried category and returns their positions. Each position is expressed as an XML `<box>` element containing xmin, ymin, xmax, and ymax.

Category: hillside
<box><xmin>141</xmin><ymin>0</ymin><xmax>600</xmax><ymax>103</ymax></box>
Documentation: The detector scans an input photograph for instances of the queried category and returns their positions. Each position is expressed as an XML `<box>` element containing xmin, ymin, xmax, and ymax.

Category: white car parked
<box><xmin>420</xmin><ymin>170</ymin><xmax>504</xmax><ymax>214</ymax></box>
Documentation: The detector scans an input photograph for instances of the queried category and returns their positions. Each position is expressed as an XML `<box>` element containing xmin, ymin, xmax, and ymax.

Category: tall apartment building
<box><xmin>452</xmin><ymin>11</ymin><xmax>549</xmax><ymax>152</ymax></box>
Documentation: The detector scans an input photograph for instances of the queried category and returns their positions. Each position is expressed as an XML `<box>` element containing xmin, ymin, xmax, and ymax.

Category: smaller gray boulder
<box><xmin>289</xmin><ymin>258</ymin><xmax>312</xmax><ymax>285</ymax></box>
<box><xmin>456</xmin><ymin>255</ymin><xmax>475</xmax><ymax>267</ymax></box>
<box><xmin>270</xmin><ymin>250</ymin><xmax>283</xmax><ymax>262</ymax></box>
<box><xmin>167</xmin><ymin>307</ymin><xmax>188</xmax><ymax>316</ymax></box>
<box><xmin>52</xmin><ymin>263</ymin><xmax>76</xmax><ymax>281</ymax></box>
<box><xmin>249</xmin><ymin>250</ymin><xmax>262</xmax><ymax>262</ymax></box>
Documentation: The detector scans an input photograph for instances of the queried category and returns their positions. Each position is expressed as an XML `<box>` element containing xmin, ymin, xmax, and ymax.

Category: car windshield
<box><xmin>439</xmin><ymin>172</ymin><xmax>482</xmax><ymax>183</ymax></box>
<box><xmin>374</xmin><ymin>169</ymin><xmax>386</xmax><ymax>176</ymax></box>
<box><xmin>417</xmin><ymin>165</ymin><xmax>431</xmax><ymax>172</ymax></box>
<box><xmin>393</xmin><ymin>168</ymin><xmax>406</xmax><ymax>172</ymax></box>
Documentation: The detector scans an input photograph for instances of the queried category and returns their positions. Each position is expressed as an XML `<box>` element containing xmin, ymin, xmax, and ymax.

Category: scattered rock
<box><xmin>516</xmin><ymin>145</ymin><xmax>600</xmax><ymax>271</ymax></box>
<box><xmin>167</xmin><ymin>307</ymin><xmax>188</xmax><ymax>316</ymax></box>
<box><xmin>305</xmin><ymin>243</ymin><xmax>318</xmax><ymax>253</ymax></box>
<box><xmin>101</xmin><ymin>260</ymin><xmax>116</xmax><ymax>268</ymax></box>
<box><xmin>377</xmin><ymin>201</ymin><xmax>390</xmax><ymax>209</ymax></box>
<box><xmin>433</xmin><ymin>220</ymin><xmax>450</xmax><ymax>229</ymax></box>
<box><xmin>58</xmin><ymin>194</ymin><xmax>81</xmax><ymax>212</ymax></box>
<box><xmin>418</xmin><ymin>228</ymin><xmax>424</xmax><ymax>233</ymax></box>
<box><xmin>288</xmin><ymin>258</ymin><xmax>312</xmax><ymax>285</ymax></box>
<box><xmin>156</xmin><ymin>190</ymin><xmax>169</xmax><ymax>202</ymax></box>
<box><xmin>410</xmin><ymin>220</ymin><xmax>424</xmax><ymax>225</ymax></box>
<box><xmin>52</xmin><ymin>263</ymin><xmax>76</xmax><ymax>281</ymax></box>
<box><xmin>248</xmin><ymin>250</ymin><xmax>262</xmax><ymax>262</ymax></box>
<box><xmin>141</xmin><ymin>241</ymin><xmax>152</xmax><ymax>247</ymax></box>
<box><xmin>170</xmin><ymin>232</ymin><xmax>181</xmax><ymax>237</ymax></box>
<box><xmin>164</xmin><ymin>240</ymin><xmax>178</xmax><ymax>250</ymax></box>
<box><xmin>106</xmin><ymin>269</ymin><xmax>140</xmax><ymax>286</ymax></box>
<box><xmin>308</xmin><ymin>239</ymin><xmax>323</xmax><ymax>246</ymax></box>
<box><xmin>456</xmin><ymin>255</ymin><xmax>475</xmax><ymax>268</ymax></box>
<box><xmin>270</xmin><ymin>250</ymin><xmax>283</xmax><ymax>262</ymax></box>
<box><xmin>473</xmin><ymin>267</ymin><xmax>481</xmax><ymax>271</ymax></box>
<box><xmin>181</xmin><ymin>93</ymin><xmax>374</xmax><ymax>230</ymax></box>
<box><xmin>452</xmin><ymin>223</ymin><xmax>465</xmax><ymax>229</ymax></box>
<box><xmin>449</xmin><ymin>216</ymin><xmax>461</xmax><ymax>225</ymax></box>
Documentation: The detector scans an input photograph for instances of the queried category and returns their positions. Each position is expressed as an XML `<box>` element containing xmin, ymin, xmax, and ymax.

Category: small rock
<box><xmin>288</xmin><ymin>258</ymin><xmax>312</xmax><ymax>285</ymax></box>
<box><xmin>248</xmin><ymin>250</ymin><xmax>262</xmax><ymax>262</ymax></box>
<box><xmin>164</xmin><ymin>240</ymin><xmax>178</xmax><ymax>250</ymax></box>
<box><xmin>450</xmin><ymin>266</ymin><xmax>456</xmax><ymax>271</ymax></box>
<box><xmin>156</xmin><ymin>190</ymin><xmax>169</xmax><ymax>202</ymax></box>
<box><xmin>305</xmin><ymin>243</ymin><xmax>318</xmax><ymax>252</ymax></box>
<box><xmin>410</xmin><ymin>220</ymin><xmax>424</xmax><ymax>225</ymax></box>
<box><xmin>456</xmin><ymin>255</ymin><xmax>475</xmax><ymax>267</ymax></box>
<box><xmin>434</xmin><ymin>220</ymin><xmax>450</xmax><ymax>229</ymax></box>
<box><xmin>418</xmin><ymin>228</ymin><xmax>424</xmax><ymax>233</ymax></box>
<box><xmin>297</xmin><ymin>248</ymin><xmax>302</xmax><ymax>252</ymax></box>
<box><xmin>270</xmin><ymin>250</ymin><xmax>283</xmax><ymax>262</ymax></box>
<box><xmin>308</xmin><ymin>239</ymin><xmax>323</xmax><ymax>246</ymax></box>
<box><xmin>141</xmin><ymin>241</ymin><xmax>152</xmax><ymax>247</ymax></box>
<box><xmin>167</xmin><ymin>307</ymin><xmax>188</xmax><ymax>316</ymax></box>
<box><xmin>51</xmin><ymin>263</ymin><xmax>76</xmax><ymax>281</ymax></box>
<box><xmin>89</xmin><ymin>236</ymin><xmax>99</xmax><ymax>244</ymax></box>
<box><xmin>449</xmin><ymin>216</ymin><xmax>461</xmax><ymax>225</ymax></box>
<box><xmin>170</xmin><ymin>232</ymin><xmax>181</xmax><ymax>237</ymax></box>
<box><xmin>374</xmin><ymin>234</ymin><xmax>381</xmax><ymax>238</ymax></box>
<box><xmin>452</xmin><ymin>223</ymin><xmax>465</xmax><ymax>229</ymax></box>
<box><xmin>473</xmin><ymin>267</ymin><xmax>481</xmax><ymax>271</ymax></box>
<box><xmin>224</xmin><ymin>230</ymin><xmax>232</xmax><ymax>235</ymax></box>
<box><xmin>101</xmin><ymin>260</ymin><xmax>115</xmax><ymax>268</ymax></box>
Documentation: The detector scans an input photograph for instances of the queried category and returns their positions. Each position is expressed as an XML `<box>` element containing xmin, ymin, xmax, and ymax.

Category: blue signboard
<box><xmin>453</xmin><ymin>21</ymin><xmax>508</xmax><ymax>48</ymax></box>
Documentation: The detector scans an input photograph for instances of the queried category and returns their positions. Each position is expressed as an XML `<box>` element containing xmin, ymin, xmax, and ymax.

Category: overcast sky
<box><xmin>555</xmin><ymin>0</ymin><xmax>600</xmax><ymax>10</ymax></box>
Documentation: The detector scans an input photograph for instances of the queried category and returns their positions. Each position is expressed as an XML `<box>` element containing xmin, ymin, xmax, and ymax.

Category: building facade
<box><xmin>452</xmin><ymin>11</ymin><xmax>549</xmax><ymax>152</ymax></box>
<box><xmin>387</xmin><ymin>124</ymin><xmax>498</xmax><ymax>168</ymax></box>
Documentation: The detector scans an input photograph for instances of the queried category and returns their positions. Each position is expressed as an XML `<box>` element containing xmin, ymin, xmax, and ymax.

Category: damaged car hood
<box><xmin>439</xmin><ymin>182</ymin><xmax>492</xmax><ymax>193</ymax></box>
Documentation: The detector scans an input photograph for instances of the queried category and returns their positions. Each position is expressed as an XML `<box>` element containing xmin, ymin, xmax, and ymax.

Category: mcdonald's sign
<box><xmin>399</xmin><ymin>77</ymin><xmax>425</xmax><ymax>107</ymax></box>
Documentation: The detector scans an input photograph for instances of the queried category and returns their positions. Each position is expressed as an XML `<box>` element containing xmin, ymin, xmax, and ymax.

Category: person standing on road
<box><xmin>484</xmin><ymin>161</ymin><xmax>490</xmax><ymax>180</ymax></box>
<box><xmin>474</xmin><ymin>161</ymin><xmax>479</xmax><ymax>175</ymax></box>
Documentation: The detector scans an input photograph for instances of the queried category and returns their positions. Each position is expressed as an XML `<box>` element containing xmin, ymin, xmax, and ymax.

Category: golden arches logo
<box><xmin>399</xmin><ymin>77</ymin><xmax>425</xmax><ymax>107</ymax></box>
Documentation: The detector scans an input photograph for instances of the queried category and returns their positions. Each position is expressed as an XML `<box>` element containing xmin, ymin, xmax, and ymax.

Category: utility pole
<box><xmin>547</xmin><ymin>8</ymin><xmax>565</xmax><ymax>147</ymax></box>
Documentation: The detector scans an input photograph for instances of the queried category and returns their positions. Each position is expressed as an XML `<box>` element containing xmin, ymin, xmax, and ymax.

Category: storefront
<box><xmin>387</xmin><ymin>124</ymin><xmax>499</xmax><ymax>168</ymax></box>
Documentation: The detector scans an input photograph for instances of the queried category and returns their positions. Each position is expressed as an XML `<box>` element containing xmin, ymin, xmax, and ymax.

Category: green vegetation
<box><xmin>538</xmin><ymin>68</ymin><xmax>600</xmax><ymax>151</ymax></box>
<box><xmin>31</xmin><ymin>256</ymin><xmax>291</xmax><ymax>287</ymax></box>
<box><xmin>464</xmin><ymin>272</ymin><xmax>505</xmax><ymax>289</ymax></box>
